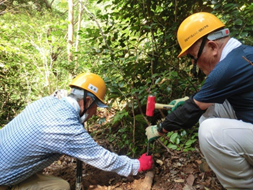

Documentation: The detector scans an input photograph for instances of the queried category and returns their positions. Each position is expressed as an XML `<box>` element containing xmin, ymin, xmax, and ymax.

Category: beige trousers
<box><xmin>0</xmin><ymin>173</ymin><xmax>70</xmax><ymax>190</ymax></box>
<box><xmin>199</xmin><ymin>100</ymin><xmax>253</xmax><ymax>189</ymax></box>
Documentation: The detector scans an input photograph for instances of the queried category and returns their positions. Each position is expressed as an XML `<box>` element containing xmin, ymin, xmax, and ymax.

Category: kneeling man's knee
<box><xmin>198</xmin><ymin>118</ymin><xmax>221</xmax><ymax>154</ymax></box>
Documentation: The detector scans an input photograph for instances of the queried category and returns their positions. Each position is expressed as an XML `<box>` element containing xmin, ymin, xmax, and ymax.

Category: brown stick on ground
<box><xmin>139</xmin><ymin>171</ymin><xmax>155</xmax><ymax>190</ymax></box>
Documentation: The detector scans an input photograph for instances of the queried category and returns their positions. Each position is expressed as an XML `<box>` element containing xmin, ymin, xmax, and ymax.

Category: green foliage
<box><xmin>211</xmin><ymin>0</ymin><xmax>253</xmax><ymax>45</ymax></box>
<box><xmin>112</xmin><ymin>109</ymin><xmax>129</xmax><ymax>124</ymax></box>
<box><xmin>76</xmin><ymin>0</ymin><xmax>210</xmax><ymax>154</ymax></box>
<box><xmin>160</xmin><ymin>128</ymin><xmax>198</xmax><ymax>152</ymax></box>
<box><xmin>0</xmin><ymin>0</ymin><xmax>50</xmax><ymax>14</ymax></box>
<box><xmin>103</xmin><ymin>106</ymin><xmax>147</xmax><ymax>155</ymax></box>
<box><xmin>85</xmin><ymin>0</ymin><xmax>253</xmax><ymax>154</ymax></box>
<box><xmin>102</xmin><ymin>111</ymin><xmax>147</xmax><ymax>156</ymax></box>
<box><xmin>0</xmin><ymin>7</ymin><xmax>70</xmax><ymax>126</ymax></box>
<box><xmin>1</xmin><ymin>0</ymin><xmax>253</xmax><ymax>154</ymax></box>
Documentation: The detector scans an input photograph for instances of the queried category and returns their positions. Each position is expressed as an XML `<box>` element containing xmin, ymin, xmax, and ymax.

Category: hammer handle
<box><xmin>155</xmin><ymin>103</ymin><xmax>173</xmax><ymax>110</ymax></box>
<box><xmin>76</xmin><ymin>159</ymin><xmax>83</xmax><ymax>190</ymax></box>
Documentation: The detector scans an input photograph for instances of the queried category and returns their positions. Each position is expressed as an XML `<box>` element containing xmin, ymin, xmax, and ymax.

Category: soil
<box><xmin>43</xmin><ymin>137</ymin><xmax>225</xmax><ymax>190</ymax></box>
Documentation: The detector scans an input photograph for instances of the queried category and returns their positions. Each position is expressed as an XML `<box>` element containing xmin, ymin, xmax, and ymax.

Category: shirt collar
<box><xmin>62</xmin><ymin>97</ymin><xmax>80</xmax><ymax>114</ymax></box>
<box><xmin>220</xmin><ymin>37</ymin><xmax>242</xmax><ymax>61</ymax></box>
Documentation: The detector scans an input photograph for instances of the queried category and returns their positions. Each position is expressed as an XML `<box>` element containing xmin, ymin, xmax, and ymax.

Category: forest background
<box><xmin>1</xmin><ymin>0</ymin><xmax>253</xmax><ymax>157</ymax></box>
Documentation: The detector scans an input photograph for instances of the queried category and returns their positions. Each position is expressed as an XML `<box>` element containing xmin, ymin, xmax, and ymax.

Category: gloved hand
<box><xmin>138</xmin><ymin>153</ymin><xmax>153</xmax><ymax>172</ymax></box>
<box><xmin>169</xmin><ymin>96</ymin><xmax>189</xmax><ymax>111</ymax></box>
<box><xmin>145</xmin><ymin>125</ymin><xmax>160</xmax><ymax>143</ymax></box>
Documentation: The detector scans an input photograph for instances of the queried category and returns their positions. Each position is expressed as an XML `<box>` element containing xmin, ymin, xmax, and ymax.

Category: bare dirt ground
<box><xmin>43</xmin><ymin>139</ymin><xmax>225</xmax><ymax>190</ymax></box>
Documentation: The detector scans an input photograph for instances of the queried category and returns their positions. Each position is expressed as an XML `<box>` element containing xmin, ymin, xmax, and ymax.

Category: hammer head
<box><xmin>146</xmin><ymin>95</ymin><xmax>155</xmax><ymax>116</ymax></box>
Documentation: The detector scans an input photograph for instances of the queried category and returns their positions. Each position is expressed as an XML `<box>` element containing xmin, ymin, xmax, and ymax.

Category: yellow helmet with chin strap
<box><xmin>177</xmin><ymin>12</ymin><xmax>225</xmax><ymax>57</ymax></box>
<box><xmin>69</xmin><ymin>73</ymin><xmax>107</xmax><ymax>107</ymax></box>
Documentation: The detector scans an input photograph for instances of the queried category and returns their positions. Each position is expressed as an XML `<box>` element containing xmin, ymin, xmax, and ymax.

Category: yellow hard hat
<box><xmin>177</xmin><ymin>12</ymin><xmax>225</xmax><ymax>57</ymax></box>
<box><xmin>69</xmin><ymin>73</ymin><xmax>107</xmax><ymax>106</ymax></box>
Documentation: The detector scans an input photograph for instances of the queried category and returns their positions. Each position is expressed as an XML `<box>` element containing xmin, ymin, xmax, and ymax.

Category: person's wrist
<box><xmin>157</xmin><ymin>123</ymin><xmax>167</xmax><ymax>134</ymax></box>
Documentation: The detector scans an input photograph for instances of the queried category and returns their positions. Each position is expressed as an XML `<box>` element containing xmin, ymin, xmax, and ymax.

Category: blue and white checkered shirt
<box><xmin>0</xmin><ymin>96</ymin><xmax>139</xmax><ymax>185</ymax></box>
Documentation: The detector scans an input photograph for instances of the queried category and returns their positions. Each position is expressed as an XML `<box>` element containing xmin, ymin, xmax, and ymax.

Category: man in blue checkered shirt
<box><xmin>0</xmin><ymin>73</ymin><xmax>153</xmax><ymax>190</ymax></box>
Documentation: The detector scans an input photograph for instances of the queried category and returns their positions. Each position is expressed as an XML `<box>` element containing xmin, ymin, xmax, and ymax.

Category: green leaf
<box><xmin>235</xmin><ymin>19</ymin><xmax>243</xmax><ymax>26</ymax></box>
<box><xmin>167</xmin><ymin>143</ymin><xmax>177</xmax><ymax>150</ymax></box>
<box><xmin>185</xmin><ymin>139</ymin><xmax>197</xmax><ymax>146</ymax></box>
<box><xmin>170</xmin><ymin>132</ymin><xmax>178</xmax><ymax>143</ymax></box>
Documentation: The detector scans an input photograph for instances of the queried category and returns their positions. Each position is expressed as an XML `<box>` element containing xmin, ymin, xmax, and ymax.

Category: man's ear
<box><xmin>207</xmin><ymin>41</ymin><xmax>219</xmax><ymax>56</ymax></box>
<box><xmin>85</xmin><ymin>96</ymin><xmax>93</xmax><ymax>106</ymax></box>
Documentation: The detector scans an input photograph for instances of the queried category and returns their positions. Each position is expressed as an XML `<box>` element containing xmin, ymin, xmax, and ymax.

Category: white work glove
<box><xmin>169</xmin><ymin>96</ymin><xmax>189</xmax><ymax>111</ymax></box>
<box><xmin>145</xmin><ymin>125</ymin><xmax>161</xmax><ymax>143</ymax></box>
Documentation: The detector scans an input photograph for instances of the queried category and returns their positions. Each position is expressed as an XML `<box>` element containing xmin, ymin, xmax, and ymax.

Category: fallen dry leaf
<box><xmin>186</xmin><ymin>174</ymin><xmax>195</xmax><ymax>186</ymax></box>
<box><xmin>183</xmin><ymin>184</ymin><xmax>195</xmax><ymax>190</ymax></box>
<box><xmin>156</xmin><ymin>159</ymin><xmax>163</xmax><ymax>166</ymax></box>
<box><xmin>174</xmin><ymin>179</ymin><xmax>185</xmax><ymax>183</ymax></box>
<box><xmin>184</xmin><ymin>166</ymin><xmax>194</xmax><ymax>174</ymax></box>
<box><xmin>195</xmin><ymin>159</ymin><xmax>202</xmax><ymax>165</ymax></box>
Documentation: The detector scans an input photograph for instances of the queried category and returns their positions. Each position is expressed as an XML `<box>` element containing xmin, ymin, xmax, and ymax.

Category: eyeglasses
<box><xmin>187</xmin><ymin>36</ymin><xmax>207</xmax><ymax>63</ymax></box>
<box><xmin>187</xmin><ymin>36</ymin><xmax>207</xmax><ymax>77</ymax></box>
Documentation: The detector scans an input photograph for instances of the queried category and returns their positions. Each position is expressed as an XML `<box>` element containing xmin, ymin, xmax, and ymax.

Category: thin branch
<box><xmin>131</xmin><ymin>97</ymin><xmax>136</xmax><ymax>157</ymax></box>
<box><xmin>49</xmin><ymin>0</ymin><xmax>55</xmax><ymax>7</ymax></box>
<box><xmin>243</xmin><ymin>56</ymin><xmax>253</xmax><ymax>66</ymax></box>
<box><xmin>0</xmin><ymin>0</ymin><xmax>7</xmax><ymax>5</ymax></box>
<box><xmin>81</xmin><ymin>3</ymin><xmax>110</xmax><ymax>51</ymax></box>
<box><xmin>43</xmin><ymin>0</ymin><xmax>54</xmax><ymax>9</ymax></box>
<box><xmin>157</xmin><ymin>139</ymin><xmax>174</xmax><ymax>155</ymax></box>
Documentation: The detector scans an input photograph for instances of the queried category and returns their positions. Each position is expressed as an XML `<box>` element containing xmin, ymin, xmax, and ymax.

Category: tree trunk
<box><xmin>74</xmin><ymin>0</ymin><xmax>83</xmax><ymax>72</ymax></box>
<box><xmin>68</xmin><ymin>0</ymin><xmax>74</xmax><ymax>63</ymax></box>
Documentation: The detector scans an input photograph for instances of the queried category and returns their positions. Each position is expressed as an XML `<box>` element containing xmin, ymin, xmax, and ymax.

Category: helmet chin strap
<box><xmin>80</xmin><ymin>91</ymin><xmax>87</xmax><ymax>119</ymax></box>
<box><xmin>192</xmin><ymin>35</ymin><xmax>207</xmax><ymax>78</ymax></box>
<box><xmin>80</xmin><ymin>91</ymin><xmax>97</xmax><ymax>118</ymax></box>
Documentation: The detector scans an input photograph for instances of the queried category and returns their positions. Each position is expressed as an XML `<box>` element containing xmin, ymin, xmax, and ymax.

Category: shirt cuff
<box><xmin>132</xmin><ymin>159</ymin><xmax>140</xmax><ymax>175</ymax></box>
